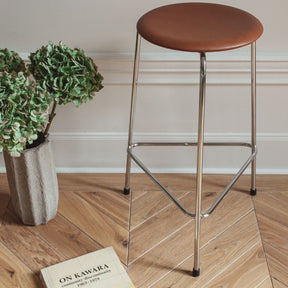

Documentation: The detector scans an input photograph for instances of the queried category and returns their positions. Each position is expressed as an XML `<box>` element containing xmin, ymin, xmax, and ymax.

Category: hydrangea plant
<box><xmin>29</xmin><ymin>41</ymin><xmax>103</xmax><ymax>136</ymax></box>
<box><xmin>0</xmin><ymin>49</ymin><xmax>26</xmax><ymax>74</ymax></box>
<box><xmin>0</xmin><ymin>42</ymin><xmax>103</xmax><ymax>156</ymax></box>
<box><xmin>0</xmin><ymin>72</ymin><xmax>50</xmax><ymax>156</ymax></box>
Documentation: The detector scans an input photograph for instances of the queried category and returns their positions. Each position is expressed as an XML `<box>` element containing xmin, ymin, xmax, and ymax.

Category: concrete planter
<box><xmin>4</xmin><ymin>138</ymin><xmax>58</xmax><ymax>226</ymax></box>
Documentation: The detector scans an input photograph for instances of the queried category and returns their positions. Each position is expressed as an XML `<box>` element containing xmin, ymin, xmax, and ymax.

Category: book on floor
<box><xmin>40</xmin><ymin>246</ymin><xmax>135</xmax><ymax>288</ymax></box>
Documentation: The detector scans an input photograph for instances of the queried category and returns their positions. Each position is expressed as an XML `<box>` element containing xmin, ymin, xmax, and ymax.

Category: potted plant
<box><xmin>0</xmin><ymin>43</ymin><xmax>103</xmax><ymax>225</ymax></box>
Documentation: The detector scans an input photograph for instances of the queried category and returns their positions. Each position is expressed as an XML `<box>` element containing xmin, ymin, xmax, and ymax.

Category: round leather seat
<box><xmin>137</xmin><ymin>3</ymin><xmax>263</xmax><ymax>52</ymax></box>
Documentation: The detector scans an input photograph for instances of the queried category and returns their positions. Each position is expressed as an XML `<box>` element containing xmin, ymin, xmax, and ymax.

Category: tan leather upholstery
<box><xmin>137</xmin><ymin>3</ymin><xmax>263</xmax><ymax>52</ymax></box>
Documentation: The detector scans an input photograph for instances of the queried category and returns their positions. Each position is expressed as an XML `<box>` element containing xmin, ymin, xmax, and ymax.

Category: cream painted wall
<box><xmin>0</xmin><ymin>0</ymin><xmax>287</xmax><ymax>53</ymax></box>
<box><xmin>0</xmin><ymin>0</ymin><xmax>288</xmax><ymax>173</ymax></box>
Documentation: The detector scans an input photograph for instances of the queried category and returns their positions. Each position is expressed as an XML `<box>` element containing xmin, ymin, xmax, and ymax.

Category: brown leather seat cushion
<box><xmin>137</xmin><ymin>3</ymin><xmax>263</xmax><ymax>52</ymax></box>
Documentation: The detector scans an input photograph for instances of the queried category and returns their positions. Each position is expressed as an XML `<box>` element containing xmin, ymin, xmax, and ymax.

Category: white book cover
<box><xmin>40</xmin><ymin>247</ymin><xmax>135</xmax><ymax>288</ymax></box>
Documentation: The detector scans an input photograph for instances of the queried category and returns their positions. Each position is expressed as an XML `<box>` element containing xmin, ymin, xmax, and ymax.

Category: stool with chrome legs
<box><xmin>123</xmin><ymin>3</ymin><xmax>263</xmax><ymax>277</ymax></box>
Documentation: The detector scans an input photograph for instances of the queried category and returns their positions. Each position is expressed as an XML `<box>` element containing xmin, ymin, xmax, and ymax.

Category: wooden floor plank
<box><xmin>2</xmin><ymin>173</ymin><xmax>287</xmax><ymax>198</ymax></box>
<box><xmin>32</xmin><ymin>213</ymin><xmax>102</xmax><ymax>259</ymax></box>
<box><xmin>150</xmin><ymin>212</ymin><xmax>262</xmax><ymax>288</ymax></box>
<box><xmin>0</xmin><ymin>242</ymin><xmax>42</xmax><ymax>288</ymax></box>
<box><xmin>203</xmin><ymin>242</ymin><xmax>268</xmax><ymax>288</ymax></box>
<box><xmin>264</xmin><ymin>242</ymin><xmax>288</xmax><ymax>287</ymax></box>
<box><xmin>0</xmin><ymin>210</ymin><xmax>65</xmax><ymax>272</ymax></box>
<box><xmin>77</xmin><ymin>190</ymin><xmax>129</xmax><ymax>229</ymax></box>
<box><xmin>0</xmin><ymin>173</ymin><xmax>287</xmax><ymax>287</ymax></box>
<box><xmin>131</xmin><ymin>190</ymin><xmax>188</xmax><ymax>229</ymax></box>
<box><xmin>246</xmin><ymin>175</ymin><xmax>288</xmax><ymax>193</ymax></box>
<box><xmin>126</xmin><ymin>174</ymin><xmax>198</xmax><ymax>193</ymax></box>
<box><xmin>57</xmin><ymin>173</ymin><xmax>146</xmax><ymax>199</ymax></box>
<box><xmin>204</xmin><ymin>174</ymin><xmax>288</xmax><ymax>193</ymax></box>
<box><xmin>127</xmin><ymin>191</ymin><xmax>254</xmax><ymax>287</ymax></box>
<box><xmin>253</xmin><ymin>192</ymin><xmax>288</xmax><ymax>228</ymax></box>
<box><xmin>273</xmin><ymin>278</ymin><xmax>288</xmax><ymax>288</ymax></box>
<box><xmin>254</xmin><ymin>191</ymin><xmax>288</xmax><ymax>287</ymax></box>
<box><xmin>57</xmin><ymin>173</ymin><xmax>286</xmax><ymax>195</ymax></box>
<box><xmin>4</xmin><ymin>173</ymin><xmax>287</xmax><ymax>195</ymax></box>
<box><xmin>256</xmin><ymin>213</ymin><xmax>288</xmax><ymax>254</ymax></box>
<box><xmin>58</xmin><ymin>191</ymin><xmax>128</xmax><ymax>263</ymax></box>
<box><xmin>129</xmin><ymin>191</ymin><xmax>220</xmax><ymax>262</ymax></box>
<box><xmin>257</xmin><ymin>278</ymin><xmax>273</xmax><ymax>288</ymax></box>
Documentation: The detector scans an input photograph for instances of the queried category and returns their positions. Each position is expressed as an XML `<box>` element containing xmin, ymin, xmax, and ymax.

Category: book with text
<box><xmin>40</xmin><ymin>247</ymin><xmax>135</xmax><ymax>288</ymax></box>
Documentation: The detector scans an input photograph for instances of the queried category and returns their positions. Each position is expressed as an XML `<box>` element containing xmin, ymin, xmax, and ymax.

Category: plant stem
<box><xmin>44</xmin><ymin>100</ymin><xmax>57</xmax><ymax>137</ymax></box>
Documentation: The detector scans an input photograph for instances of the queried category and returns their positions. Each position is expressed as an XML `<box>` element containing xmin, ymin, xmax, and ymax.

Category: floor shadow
<box><xmin>130</xmin><ymin>257</ymin><xmax>193</xmax><ymax>277</ymax></box>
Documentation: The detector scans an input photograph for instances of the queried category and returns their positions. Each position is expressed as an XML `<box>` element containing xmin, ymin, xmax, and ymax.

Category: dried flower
<box><xmin>0</xmin><ymin>72</ymin><xmax>50</xmax><ymax>156</ymax></box>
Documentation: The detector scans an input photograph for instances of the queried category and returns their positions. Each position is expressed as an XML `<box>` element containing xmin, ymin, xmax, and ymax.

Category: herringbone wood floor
<box><xmin>0</xmin><ymin>174</ymin><xmax>287</xmax><ymax>287</ymax></box>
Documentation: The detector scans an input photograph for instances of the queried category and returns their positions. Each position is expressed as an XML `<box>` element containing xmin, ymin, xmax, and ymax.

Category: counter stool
<box><xmin>123</xmin><ymin>3</ymin><xmax>263</xmax><ymax>277</ymax></box>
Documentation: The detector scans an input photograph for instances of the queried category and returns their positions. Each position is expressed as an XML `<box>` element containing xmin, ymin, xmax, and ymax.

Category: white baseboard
<box><xmin>1</xmin><ymin>167</ymin><xmax>287</xmax><ymax>175</ymax></box>
<box><xmin>54</xmin><ymin>167</ymin><xmax>288</xmax><ymax>175</ymax></box>
<box><xmin>1</xmin><ymin>132</ymin><xmax>288</xmax><ymax>174</ymax></box>
<box><xmin>49</xmin><ymin>131</ymin><xmax>288</xmax><ymax>142</ymax></box>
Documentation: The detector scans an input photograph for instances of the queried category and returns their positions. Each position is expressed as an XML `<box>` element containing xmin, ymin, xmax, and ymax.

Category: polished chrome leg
<box><xmin>124</xmin><ymin>33</ymin><xmax>141</xmax><ymax>195</ymax></box>
<box><xmin>193</xmin><ymin>52</ymin><xmax>207</xmax><ymax>277</ymax></box>
<box><xmin>250</xmin><ymin>42</ymin><xmax>257</xmax><ymax>196</ymax></box>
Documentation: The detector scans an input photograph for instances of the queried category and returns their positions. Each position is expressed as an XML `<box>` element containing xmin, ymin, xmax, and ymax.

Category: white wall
<box><xmin>1</xmin><ymin>0</ymin><xmax>288</xmax><ymax>174</ymax></box>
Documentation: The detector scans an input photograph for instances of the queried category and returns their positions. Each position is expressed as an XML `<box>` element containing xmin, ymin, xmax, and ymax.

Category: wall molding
<box><xmin>20</xmin><ymin>51</ymin><xmax>288</xmax><ymax>86</ymax></box>
<box><xmin>96</xmin><ymin>51</ymin><xmax>288</xmax><ymax>86</ymax></box>
<box><xmin>49</xmin><ymin>131</ymin><xmax>288</xmax><ymax>143</ymax></box>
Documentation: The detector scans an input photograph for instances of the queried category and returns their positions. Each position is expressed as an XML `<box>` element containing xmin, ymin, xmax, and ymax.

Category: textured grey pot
<box><xmin>4</xmin><ymin>138</ymin><xmax>58</xmax><ymax>226</ymax></box>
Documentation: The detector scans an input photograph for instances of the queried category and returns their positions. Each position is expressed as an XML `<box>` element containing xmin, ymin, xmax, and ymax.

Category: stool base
<box><xmin>192</xmin><ymin>268</ymin><xmax>200</xmax><ymax>277</ymax></box>
<box><xmin>124</xmin><ymin>35</ymin><xmax>258</xmax><ymax>278</ymax></box>
<box><xmin>250</xmin><ymin>189</ymin><xmax>257</xmax><ymax>196</ymax></box>
<box><xmin>124</xmin><ymin>188</ymin><xmax>130</xmax><ymax>195</ymax></box>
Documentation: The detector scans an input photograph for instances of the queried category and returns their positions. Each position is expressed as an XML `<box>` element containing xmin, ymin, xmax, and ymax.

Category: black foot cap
<box><xmin>192</xmin><ymin>268</ymin><xmax>200</xmax><ymax>277</ymax></box>
<box><xmin>250</xmin><ymin>189</ymin><xmax>257</xmax><ymax>196</ymax></box>
<box><xmin>124</xmin><ymin>188</ymin><xmax>130</xmax><ymax>195</ymax></box>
